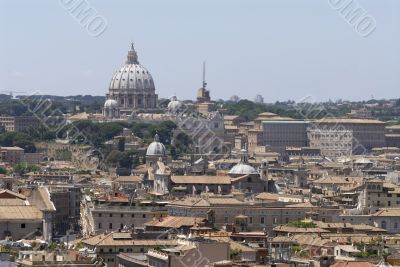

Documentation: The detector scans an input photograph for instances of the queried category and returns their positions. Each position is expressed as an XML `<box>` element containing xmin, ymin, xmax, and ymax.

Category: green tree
<box><xmin>13</xmin><ymin>163</ymin><xmax>39</xmax><ymax>175</ymax></box>
<box><xmin>230</xmin><ymin>248</ymin><xmax>242</xmax><ymax>259</ymax></box>
<box><xmin>131</xmin><ymin>122</ymin><xmax>151</xmax><ymax>138</ymax></box>
<box><xmin>0</xmin><ymin>166</ymin><xmax>6</xmax><ymax>174</ymax></box>
<box><xmin>99</xmin><ymin>122</ymin><xmax>124</xmax><ymax>140</ymax></box>
<box><xmin>170</xmin><ymin>132</ymin><xmax>192</xmax><ymax>159</ymax></box>
<box><xmin>169</xmin><ymin>145</ymin><xmax>177</xmax><ymax>160</ymax></box>
<box><xmin>118</xmin><ymin>149</ymin><xmax>138</xmax><ymax>169</ymax></box>
<box><xmin>0</xmin><ymin>100</ymin><xmax>29</xmax><ymax>116</ymax></box>
<box><xmin>25</xmin><ymin>125</ymin><xmax>56</xmax><ymax>141</ymax></box>
<box><xmin>146</xmin><ymin>121</ymin><xmax>176</xmax><ymax>144</ymax></box>
<box><xmin>61</xmin><ymin>121</ymin><xmax>124</xmax><ymax>146</ymax></box>
<box><xmin>224</xmin><ymin>99</ymin><xmax>267</xmax><ymax>121</ymax></box>
<box><xmin>117</xmin><ymin>137</ymin><xmax>125</xmax><ymax>152</ymax></box>
<box><xmin>0</xmin><ymin>132</ymin><xmax>36</xmax><ymax>152</ymax></box>
<box><xmin>105</xmin><ymin>149</ymin><xmax>138</xmax><ymax>168</ymax></box>
<box><xmin>55</xmin><ymin>149</ymin><xmax>72</xmax><ymax>161</ymax></box>
<box><xmin>105</xmin><ymin>150</ymin><xmax>123</xmax><ymax>167</ymax></box>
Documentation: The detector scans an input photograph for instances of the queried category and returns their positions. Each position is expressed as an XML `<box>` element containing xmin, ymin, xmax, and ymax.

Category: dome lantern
<box><xmin>228</xmin><ymin>144</ymin><xmax>257</xmax><ymax>176</ymax></box>
<box><xmin>167</xmin><ymin>95</ymin><xmax>182</xmax><ymax>113</ymax></box>
<box><xmin>154</xmin><ymin>133</ymin><xmax>160</xmax><ymax>142</ymax></box>
<box><xmin>146</xmin><ymin>133</ymin><xmax>167</xmax><ymax>156</ymax></box>
<box><xmin>126</xmin><ymin>42</ymin><xmax>139</xmax><ymax>64</ymax></box>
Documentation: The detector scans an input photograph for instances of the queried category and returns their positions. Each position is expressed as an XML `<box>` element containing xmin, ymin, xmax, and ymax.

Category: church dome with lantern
<box><xmin>104</xmin><ymin>99</ymin><xmax>118</xmax><ymax>108</ymax></box>
<box><xmin>146</xmin><ymin>133</ymin><xmax>167</xmax><ymax>156</ymax></box>
<box><xmin>104</xmin><ymin>43</ymin><xmax>158</xmax><ymax>117</ymax></box>
<box><xmin>229</xmin><ymin>148</ymin><xmax>258</xmax><ymax>176</ymax></box>
<box><xmin>167</xmin><ymin>95</ymin><xmax>182</xmax><ymax>113</ymax></box>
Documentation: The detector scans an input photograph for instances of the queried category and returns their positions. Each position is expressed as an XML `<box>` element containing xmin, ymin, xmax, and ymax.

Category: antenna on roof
<box><xmin>202</xmin><ymin>61</ymin><xmax>207</xmax><ymax>89</ymax></box>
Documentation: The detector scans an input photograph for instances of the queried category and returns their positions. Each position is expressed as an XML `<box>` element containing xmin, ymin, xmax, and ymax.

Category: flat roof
<box><xmin>262</xmin><ymin>120</ymin><xmax>309</xmax><ymax>124</ymax></box>
<box><xmin>0</xmin><ymin>146</ymin><xmax>24</xmax><ymax>151</ymax></box>
<box><xmin>315</xmin><ymin>118</ymin><xmax>384</xmax><ymax>124</ymax></box>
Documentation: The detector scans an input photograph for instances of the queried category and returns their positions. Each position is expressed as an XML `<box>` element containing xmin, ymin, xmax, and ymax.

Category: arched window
<box><xmin>381</xmin><ymin>220</ymin><xmax>387</xmax><ymax>229</ymax></box>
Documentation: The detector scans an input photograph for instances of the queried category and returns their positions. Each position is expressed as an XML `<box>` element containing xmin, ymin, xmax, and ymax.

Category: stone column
<box><xmin>43</xmin><ymin>211</ymin><xmax>53</xmax><ymax>242</ymax></box>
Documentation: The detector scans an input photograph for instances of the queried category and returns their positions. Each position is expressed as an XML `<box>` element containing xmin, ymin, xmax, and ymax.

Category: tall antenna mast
<box><xmin>202</xmin><ymin>61</ymin><xmax>207</xmax><ymax>89</ymax></box>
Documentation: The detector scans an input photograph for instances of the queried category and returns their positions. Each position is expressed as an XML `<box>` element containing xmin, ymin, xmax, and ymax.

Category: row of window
<box><xmin>100</xmin><ymin>248</ymin><xmax>144</xmax><ymax>253</ymax></box>
<box><xmin>148</xmin><ymin>259</ymin><xmax>167</xmax><ymax>267</ymax></box>
<box><xmin>380</xmin><ymin>221</ymin><xmax>399</xmax><ymax>229</ymax></box>
<box><xmin>119</xmin><ymin>69</ymin><xmax>149</xmax><ymax>74</ymax></box>
<box><xmin>226</xmin><ymin>216</ymin><xmax>310</xmax><ymax>225</ymax></box>
<box><xmin>367</xmin><ymin>184</ymin><xmax>382</xmax><ymax>190</ymax></box>
<box><xmin>369</xmin><ymin>200</ymin><xmax>400</xmax><ymax>207</ymax></box>
<box><xmin>99</xmin><ymin>222</ymin><xmax>126</xmax><ymax>229</ymax></box>
<box><xmin>222</xmin><ymin>210</ymin><xmax>303</xmax><ymax>215</ymax></box>
<box><xmin>97</xmin><ymin>213</ymin><xmax>147</xmax><ymax>218</ymax></box>
<box><xmin>370</xmin><ymin>193</ymin><xmax>400</xmax><ymax>198</ymax></box>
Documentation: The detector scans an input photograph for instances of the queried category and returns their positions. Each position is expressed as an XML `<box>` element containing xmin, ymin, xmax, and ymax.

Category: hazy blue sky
<box><xmin>1</xmin><ymin>0</ymin><xmax>399</xmax><ymax>102</ymax></box>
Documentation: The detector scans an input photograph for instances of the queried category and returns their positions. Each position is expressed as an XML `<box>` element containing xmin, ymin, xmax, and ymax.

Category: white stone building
<box><xmin>103</xmin><ymin>43</ymin><xmax>158</xmax><ymax>118</ymax></box>
<box><xmin>308</xmin><ymin>127</ymin><xmax>353</xmax><ymax>159</ymax></box>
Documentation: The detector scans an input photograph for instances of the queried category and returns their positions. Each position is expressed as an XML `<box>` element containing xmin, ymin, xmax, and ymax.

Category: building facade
<box><xmin>167</xmin><ymin>197</ymin><xmax>340</xmax><ymax>233</ymax></box>
<box><xmin>90</xmin><ymin>201</ymin><xmax>168</xmax><ymax>234</ymax></box>
<box><xmin>361</xmin><ymin>179</ymin><xmax>400</xmax><ymax>213</ymax></box>
<box><xmin>385</xmin><ymin>125</ymin><xmax>400</xmax><ymax>148</ymax></box>
<box><xmin>312</xmin><ymin>118</ymin><xmax>385</xmax><ymax>154</ymax></box>
<box><xmin>308</xmin><ymin>128</ymin><xmax>353</xmax><ymax>159</ymax></box>
<box><xmin>262</xmin><ymin>120</ymin><xmax>310</xmax><ymax>154</ymax></box>
<box><xmin>0</xmin><ymin>189</ymin><xmax>51</xmax><ymax>240</ymax></box>
<box><xmin>0</xmin><ymin>146</ymin><xmax>24</xmax><ymax>165</ymax></box>
<box><xmin>0</xmin><ymin>116</ymin><xmax>40</xmax><ymax>132</ymax></box>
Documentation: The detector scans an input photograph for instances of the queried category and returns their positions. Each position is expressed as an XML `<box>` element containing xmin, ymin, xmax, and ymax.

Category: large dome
<box><xmin>146</xmin><ymin>134</ymin><xmax>167</xmax><ymax>156</ymax></box>
<box><xmin>104</xmin><ymin>43</ymin><xmax>158</xmax><ymax>117</ymax></box>
<box><xmin>109</xmin><ymin>44</ymin><xmax>155</xmax><ymax>91</ymax></box>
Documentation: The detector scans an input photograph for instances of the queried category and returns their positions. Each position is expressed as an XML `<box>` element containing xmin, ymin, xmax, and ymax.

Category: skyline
<box><xmin>1</xmin><ymin>0</ymin><xmax>399</xmax><ymax>102</ymax></box>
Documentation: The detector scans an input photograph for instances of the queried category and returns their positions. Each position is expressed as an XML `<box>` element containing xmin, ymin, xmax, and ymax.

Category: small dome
<box><xmin>146</xmin><ymin>134</ymin><xmax>166</xmax><ymax>156</ymax></box>
<box><xmin>228</xmin><ymin>163</ymin><xmax>258</xmax><ymax>175</ymax></box>
<box><xmin>228</xmin><ymin>146</ymin><xmax>257</xmax><ymax>175</ymax></box>
<box><xmin>167</xmin><ymin>96</ymin><xmax>182</xmax><ymax>113</ymax></box>
<box><xmin>104</xmin><ymin>99</ymin><xmax>118</xmax><ymax>108</ymax></box>
<box><xmin>208</xmin><ymin>161</ymin><xmax>216</xmax><ymax>169</ymax></box>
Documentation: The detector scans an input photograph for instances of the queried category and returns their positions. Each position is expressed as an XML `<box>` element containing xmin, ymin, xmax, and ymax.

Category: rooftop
<box><xmin>0</xmin><ymin>146</ymin><xmax>24</xmax><ymax>151</ymax></box>
<box><xmin>144</xmin><ymin>216</ymin><xmax>205</xmax><ymax>228</ymax></box>
<box><xmin>82</xmin><ymin>232</ymin><xmax>178</xmax><ymax>247</ymax></box>
<box><xmin>372</xmin><ymin>208</ymin><xmax>400</xmax><ymax>217</ymax></box>
<box><xmin>315</xmin><ymin>118</ymin><xmax>384</xmax><ymax>124</ymax></box>
<box><xmin>171</xmin><ymin>175</ymin><xmax>231</xmax><ymax>185</ymax></box>
<box><xmin>115</xmin><ymin>175</ymin><xmax>143</xmax><ymax>183</ymax></box>
<box><xmin>0</xmin><ymin>206</ymin><xmax>42</xmax><ymax>220</ymax></box>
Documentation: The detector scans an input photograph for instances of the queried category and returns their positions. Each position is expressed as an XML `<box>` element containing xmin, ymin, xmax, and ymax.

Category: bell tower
<box><xmin>260</xmin><ymin>159</ymin><xmax>269</xmax><ymax>181</ymax></box>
